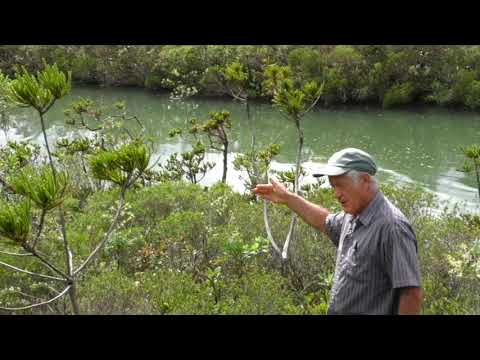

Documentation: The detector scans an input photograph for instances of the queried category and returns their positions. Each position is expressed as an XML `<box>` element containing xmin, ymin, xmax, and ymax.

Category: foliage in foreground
<box><xmin>2</xmin><ymin>176</ymin><xmax>479</xmax><ymax>314</ymax></box>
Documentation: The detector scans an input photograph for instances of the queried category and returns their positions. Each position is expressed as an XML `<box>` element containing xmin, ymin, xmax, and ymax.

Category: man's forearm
<box><xmin>398</xmin><ymin>287</ymin><xmax>423</xmax><ymax>315</ymax></box>
<box><xmin>283</xmin><ymin>192</ymin><xmax>330</xmax><ymax>233</ymax></box>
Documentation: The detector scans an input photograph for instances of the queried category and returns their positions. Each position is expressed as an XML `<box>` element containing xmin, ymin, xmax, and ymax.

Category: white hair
<box><xmin>346</xmin><ymin>169</ymin><xmax>378</xmax><ymax>190</ymax></box>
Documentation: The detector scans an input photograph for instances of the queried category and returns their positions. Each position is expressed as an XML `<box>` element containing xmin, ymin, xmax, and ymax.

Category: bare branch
<box><xmin>78</xmin><ymin>113</ymin><xmax>102</xmax><ymax>132</ymax></box>
<box><xmin>41</xmin><ymin>99</ymin><xmax>56</xmax><ymax>117</ymax></box>
<box><xmin>124</xmin><ymin>115</ymin><xmax>145</xmax><ymax>130</ymax></box>
<box><xmin>282</xmin><ymin>214</ymin><xmax>297</xmax><ymax>259</ymax></box>
<box><xmin>32</xmin><ymin>208</ymin><xmax>47</xmax><ymax>249</ymax></box>
<box><xmin>300</xmin><ymin>90</ymin><xmax>323</xmax><ymax>118</ymax></box>
<box><xmin>206</xmin><ymin>134</ymin><xmax>222</xmax><ymax>152</ymax></box>
<box><xmin>12</xmin><ymin>290</ymin><xmax>42</xmax><ymax>300</ymax></box>
<box><xmin>121</xmin><ymin>126</ymin><xmax>135</xmax><ymax>140</ymax></box>
<box><xmin>293</xmin><ymin>119</ymin><xmax>303</xmax><ymax>194</ymax></box>
<box><xmin>7</xmin><ymin>289</ymin><xmax>55</xmax><ymax>312</ymax></box>
<box><xmin>80</xmin><ymin>155</ymin><xmax>96</xmax><ymax>190</ymax></box>
<box><xmin>0</xmin><ymin>176</ymin><xmax>16</xmax><ymax>193</ymax></box>
<box><xmin>0</xmin><ymin>250</ymin><xmax>33</xmax><ymax>257</ymax></box>
<box><xmin>74</xmin><ymin>189</ymin><xmax>126</xmax><ymax>275</ymax></box>
<box><xmin>280</xmin><ymin>118</ymin><xmax>304</xmax><ymax>260</ymax></box>
<box><xmin>58</xmin><ymin>209</ymin><xmax>73</xmax><ymax>277</ymax></box>
<box><xmin>225</xmin><ymin>82</ymin><xmax>247</xmax><ymax>103</ymax></box>
<box><xmin>263</xmin><ymin>200</ymin><xmax>281</xmax><ymax>256</ymax></box>
<box><xmin>146</xmin><ymin>153</ymin><xmax>162</xmax><ymax>172</ymax></box>
<box><xmin>0</xmin><ymin>285</ymin><xmax>71</xmax><ymax>311</ymax></box>
<box><xmin>278</xmin><ymin>111</ymin><xmax>292</xmax><ymax>123</ymax></box>
<box><xmin>43</xmin><ymin>284</ymin><xmax>62</xmax><ymax>295</ymax></box>
<box><xmin>22</xmin><ymin>245</ymin><xmax>70</xmax><ymax>280</ymax></box>
<box><xmin>0</xmin><ymin>260</ymin><xmax>64</xmax><ymax>281</ymax></box>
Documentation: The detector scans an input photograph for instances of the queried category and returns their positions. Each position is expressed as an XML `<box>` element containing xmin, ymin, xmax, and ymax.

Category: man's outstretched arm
<box><xmin>253</xmin><ymin>178</ymin><xmax>331</xmax><ymax>233</ymax></box>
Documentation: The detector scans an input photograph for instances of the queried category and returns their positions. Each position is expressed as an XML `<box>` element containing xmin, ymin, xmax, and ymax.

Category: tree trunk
<box><xmin>222</xmin><ymin>140</ymin><xmax>228</xmax><ymax>183</ymax></box>
<box><xmin>40</xmin><ymin>110</ymin><xmax>80</xmax><ymax>314</ymax></box>
<box><xmin>40</xmin><ymin>112</ymin><xmax>57</xmax><ymax>179</ymax></box>
<box><xmin>68</xmin><ymin>282</ymin><xmax>80</xmax><ymax>315</ymax></box>
<box><xmin>475</xmin><ymin>163</ymin><xmax>480</xmax><ymax>199</ymax></box>
<box><xmin>294</xmin><ymin>117</ymin><xmax>304</xmax><ymax>194</ymax></box>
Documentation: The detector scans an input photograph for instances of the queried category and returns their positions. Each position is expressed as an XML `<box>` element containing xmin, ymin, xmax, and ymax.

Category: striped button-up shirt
<box><xmin>325</xmin><ymin>191</ymin><xmax>421</xmax><ymax>315</ymax></box>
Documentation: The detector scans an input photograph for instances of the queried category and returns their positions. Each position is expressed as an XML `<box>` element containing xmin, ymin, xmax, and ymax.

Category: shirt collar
<box><xmin>357</xmin><ymin>191</ymin><xmax>383</xmax><ymax>227</ymax></box>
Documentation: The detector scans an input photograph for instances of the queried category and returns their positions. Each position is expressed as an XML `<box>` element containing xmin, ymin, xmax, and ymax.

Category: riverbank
<box><xmin>2</xmin><ymin>45</ymin><xmax>480</xmax><ymax>110</ymax></box>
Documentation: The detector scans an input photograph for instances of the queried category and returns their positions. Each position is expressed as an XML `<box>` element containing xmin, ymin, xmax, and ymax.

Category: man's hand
<box><xmin>252</xmin><ymin>178</ymin><xmax>291</xmax><ymax>204</ymax></box>
<box><xmin>254</xmin><ymin>178</ymin><xmax>330</xmax><ymax>233</ymax></box>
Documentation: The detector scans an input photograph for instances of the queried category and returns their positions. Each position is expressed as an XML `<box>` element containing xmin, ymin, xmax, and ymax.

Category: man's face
<box><xmin>328</xmin><ymin>173</ymin><xmax>369</xmax><ymax>215</ymax></box>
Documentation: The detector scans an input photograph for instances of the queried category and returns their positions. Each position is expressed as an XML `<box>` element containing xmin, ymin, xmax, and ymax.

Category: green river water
<box><xmin>4</xmin><ymin>85</ymin><xmax>480</xmax><ymax>213</ymax></box>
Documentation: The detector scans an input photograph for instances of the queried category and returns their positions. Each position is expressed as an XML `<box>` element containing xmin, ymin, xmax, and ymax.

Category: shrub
<box><xmin>382</xmin><ymin>82</ymin><xmax>415</xmax><ymax>108</ymax></box>
<box><xmin>216</xmin><ymin>268</ymin><xmax>301</xmax><ymax>314</ymax></box>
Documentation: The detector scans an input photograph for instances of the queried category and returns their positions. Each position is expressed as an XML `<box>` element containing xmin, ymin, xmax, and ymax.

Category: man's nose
<box><xmin>334</xmin><ymin>188</ymin><xmax>342</xmax><ymax>199</ymax></box>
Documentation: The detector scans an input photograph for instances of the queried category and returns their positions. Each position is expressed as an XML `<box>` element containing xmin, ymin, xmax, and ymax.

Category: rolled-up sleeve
<box><xmin>381</xmin><ymin>220</ymin><xmax>421</xmax><ymax>289</ymax></box>
<box><xmin>325</xmin><ymin>212</ymin><xmax>346</xmax><ymax>248</ymax></box>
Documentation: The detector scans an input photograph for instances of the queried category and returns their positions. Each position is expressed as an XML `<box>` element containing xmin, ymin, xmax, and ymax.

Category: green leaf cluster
<box><xmin>233</xmin><ymin>143</ymin><xmax>281</xmax><ymax>189</ymax></box>
<box><xmin>224</xmin><ymin>61</ymin><xmax>248</xmax><ymax>83</ymax></box>
<box><xmin>159</xmin><ymin>141</ymin><xmax>214</xmax><ymax>184</ymax></box>
<box><xmin>382</xmin><ymin>82</ymin><xmax>415</xmax><ymax>109</ymax></box>
<box><xmin>0</xmin><ymin>141</ymin><xmax>40</xmax><ymax>172</ymax></box>
<box><xmin>9</xmin><ymin>166</ymin><xmax>69</xmax><ymax>211</ymax></box>
<box><xmin>264</xmin><ymin>64</ymin><xmax>322</xmax><ymax>118</ymax></box>
<box><xmin>201</xmin><ymin>111</ymin><xmax>232</xmax><ymax>132</ymax></box>
<box><xmin>5</xmin><ymin>62</ymin><xmax>71</xmax><ymax>113</ymax></box>
<box><xmin>0</xmin><ymin>199</ymin><xmax>31</xmax><ymax>244</ymax></box>
<box><xmin>90</xmin><ymin>141</ymin><xmax>151</xmax><ymax>186</ymax></box>
<box><xmin>56</xmin><ymin>137</ymin><xmax>93</xmax><ymax>155</ymax></box>
<box><xmin>462</xmin><ymin>145</ymin><xmax>480</xmax><ymax>161</ymax></box>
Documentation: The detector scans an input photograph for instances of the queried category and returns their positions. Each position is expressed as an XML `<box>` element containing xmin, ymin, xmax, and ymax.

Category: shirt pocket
<box><xmin>344</xmin><ymin>240</ymin><xmax>369</xmax><ymax>283</ymax></box>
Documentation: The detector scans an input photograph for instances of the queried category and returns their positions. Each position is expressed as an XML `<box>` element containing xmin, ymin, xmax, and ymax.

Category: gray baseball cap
<box><xmin>313</xmin><ymin>148</ymin><xmax>377</xmax><ymax>177</ymax></box>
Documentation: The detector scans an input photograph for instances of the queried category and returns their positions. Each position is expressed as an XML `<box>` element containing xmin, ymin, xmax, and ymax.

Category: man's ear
<box><xmin>361</xmin><ymin>173</ymin><xmax>370</xmax><ymax>187</ymax></box>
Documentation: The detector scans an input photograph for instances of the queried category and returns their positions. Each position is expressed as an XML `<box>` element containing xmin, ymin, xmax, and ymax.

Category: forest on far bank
<box><xmin>2</xmin><ymin>45</ymin><xmax>480</xmax><ymax>110</ymax></box>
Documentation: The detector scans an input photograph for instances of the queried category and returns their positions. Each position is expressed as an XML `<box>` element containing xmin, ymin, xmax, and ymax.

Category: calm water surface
<box><xmin>5</xmin><ymin>85</ymin><xmax>480</xmax><ymax>213</ymax></box>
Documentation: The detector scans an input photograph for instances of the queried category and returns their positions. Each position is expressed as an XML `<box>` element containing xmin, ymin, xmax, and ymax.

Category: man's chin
<box><xmin>342</xmin><ymin>206</ymin><xmax>355</xmax><ymax>215</ymax></box>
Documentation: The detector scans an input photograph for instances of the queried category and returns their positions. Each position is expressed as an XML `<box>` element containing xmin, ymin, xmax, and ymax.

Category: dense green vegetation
<box><xmin>1</xmin><ymin>177</ymin><xmax>479</xmax><ymax>314</ymax></box>
<box><xmin>2</xmin><ymin>45</ymin><xmax>480</xmax><ymax>109</ymax></box>
<box><xmin>0</xmin><ymin>49</ymin><xmax>480</xmax><ymax>315</ymax></box>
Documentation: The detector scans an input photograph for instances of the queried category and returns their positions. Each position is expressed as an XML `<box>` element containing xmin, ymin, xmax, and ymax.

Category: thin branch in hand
<box><xmin>282</xmin><ymin>214</ymin><xmax>297</xmax><ymax>260</ymax></box>
<box><xmin>263</xmin><ymin>200</ymin><xmax>281</xmax><ymax>256</ymax></box>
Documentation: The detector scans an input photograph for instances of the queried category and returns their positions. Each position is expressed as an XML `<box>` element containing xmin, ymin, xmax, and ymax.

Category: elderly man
<box><xmin>253</xmin><ymin>148</ymin><xmax>422</xmax><ymax>315</ymax></box>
